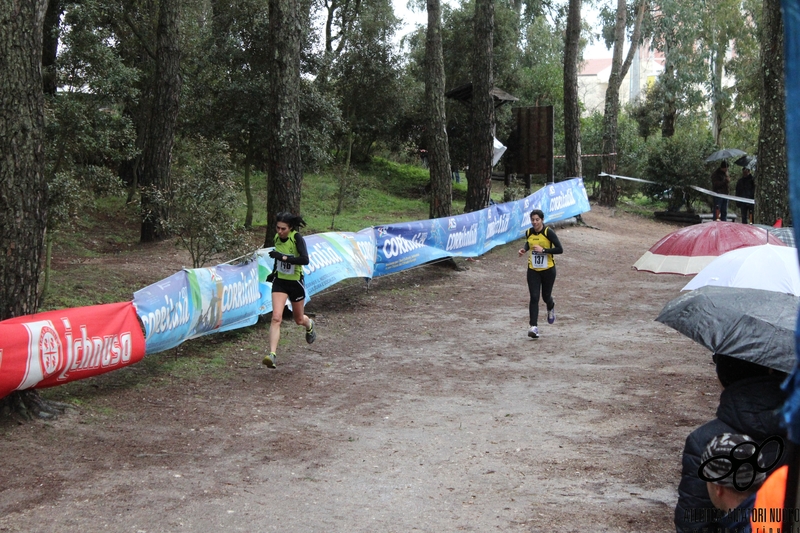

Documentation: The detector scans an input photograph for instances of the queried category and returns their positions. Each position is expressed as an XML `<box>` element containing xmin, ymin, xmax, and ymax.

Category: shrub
<box><xmin>640</xmin><ymin>130</ymin><xmax>717</xmax><ymax>212</ymax></box>
<box><xmin>168</xmin><ymin>137</ymin><xmax>247</xmax><ymax>268</ymax></box>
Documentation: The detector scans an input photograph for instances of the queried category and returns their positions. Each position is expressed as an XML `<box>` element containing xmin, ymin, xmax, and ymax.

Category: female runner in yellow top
<box><xmin>263</xmin><ymin>212</ymin><xmax>316</xmax><ymax>368</ymax></box>
<box><xmin>517</xmin><ymin>209</ymin><xmax>563</xmax><ymax>339</ymax></box>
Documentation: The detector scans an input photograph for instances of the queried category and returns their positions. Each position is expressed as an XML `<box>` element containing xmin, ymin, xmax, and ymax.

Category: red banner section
<box><xmin>0</xmin><ymin>302</ymin><xmax>145</xmax><ymax>399</ymax></box>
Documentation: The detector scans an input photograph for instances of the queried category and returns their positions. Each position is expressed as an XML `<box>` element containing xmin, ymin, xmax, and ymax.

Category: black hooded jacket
<box><xmin>674</xmin><ymin>374</ymin><xmax>787</xmax><ymax>533</ymax></box>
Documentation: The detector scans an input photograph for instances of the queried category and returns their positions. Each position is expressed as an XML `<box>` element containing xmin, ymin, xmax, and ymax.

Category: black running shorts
<box><xmin>271</xmin><ymin>276</ymin><xmax>306</xmax><ymax>303</ymax></box>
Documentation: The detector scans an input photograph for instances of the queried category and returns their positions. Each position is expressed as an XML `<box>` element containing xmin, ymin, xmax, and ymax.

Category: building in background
<box><xmin>578</xmin><ymin>44</ymin><xmax>665</xmax><ymax>116</ymax></box>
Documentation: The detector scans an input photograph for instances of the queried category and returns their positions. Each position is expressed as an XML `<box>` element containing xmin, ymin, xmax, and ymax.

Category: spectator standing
<box><xmin>735</xmin><ymin>167</ymin><xmax>755</xmax><ymax>224</ymax></box>
<box><xmin>710</xmin><ymin>161</ymin><xmax>731</xmax><ymax>221</ymax></box>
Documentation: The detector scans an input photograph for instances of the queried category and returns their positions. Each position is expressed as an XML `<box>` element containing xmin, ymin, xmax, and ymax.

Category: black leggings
<box><xmin>527</xmin><ymin>266</ymin><xmax>556</xmax><ymax>326</ymax></box>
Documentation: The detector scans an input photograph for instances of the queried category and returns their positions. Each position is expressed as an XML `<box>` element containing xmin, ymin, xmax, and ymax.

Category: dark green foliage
<box><xmin>640</xmin><ymin>128</ymin><xmax>717</xmax><ymax>212</ymax></box>
<box><xmin>581</xmin><ymin>111</ymin><xmax>644</xmax><ymax>197</ymax></box>
<box><xmin>167</xmin><ymin>137</ymin><xmax>247</xmax><ymax>268</ymax></box>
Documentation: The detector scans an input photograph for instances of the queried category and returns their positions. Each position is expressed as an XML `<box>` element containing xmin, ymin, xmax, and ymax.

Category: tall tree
<box><xmin>426</xmin><ymin>0</ymin><xmax>452</xmax><ymax>218</ymax></box>
<box><xmin>0</xmin><ymin>0</ymin><xmax>54</xmax><ymax>416</ymax></box>
<box><xmin>265</xmin><ymin>0</ymin><xmax>305</xmax><ymax>247</ymax></box>
<box><xmin>755</xmin><ymin>0</ymin><xmax>788</xmax><ymax>224</ymax></box>
<box><xmin>315</xmin><ymin>0</ymin><xmax>362</xmax><ymax>86</ymax></box>
<box><xmin>563</xmin><ymin>0</ymin><xmax>582</xmax><ymax>178</ymax></box>
<box><xmin>139</xmin><ymin>0</ymin><xmax>182</xmax><ymax>242</ymax></box>
<box><xmin>464</xmin><ymin>0</ymin><xmax>495</xmax><ymax>212</ymax></box>
<box><xmin>649</xmin><ymin>0</ymin><xmax>708</xmax><ymax>138</ymax></box>
<box><xmin>598</xmin><ymin>0</ymin><xmax>646</xmax><ymax>206</ymax></box>
<box><xmin>0</xmin><ymin>0</ymin><xmax>48</xmax><ymax>319</ymax></box>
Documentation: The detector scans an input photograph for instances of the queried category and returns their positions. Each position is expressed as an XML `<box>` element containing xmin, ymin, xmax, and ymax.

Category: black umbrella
<box><xmin>656</xmin><ymin>286</ymin><xmax>799</xmax><ymax>373</ymax></box>
<box><xmin>705</xmin><ymin>148</ymin><xmax>747</xmax><ymax>162</ymax></box>
<box><xmin>734</xmin><ymin>155</ymin><xmax>757</xmax><ymax>169</ymax></box>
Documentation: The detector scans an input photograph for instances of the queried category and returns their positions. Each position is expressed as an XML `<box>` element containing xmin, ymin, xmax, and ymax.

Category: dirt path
<box><xmin>0</xmin><ymin>207</ymin><xmax>721</xmax><ymax>532</ymax></box>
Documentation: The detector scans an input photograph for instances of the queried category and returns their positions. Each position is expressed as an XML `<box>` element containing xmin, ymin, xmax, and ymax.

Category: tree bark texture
<box><xmin>0</xmin><ymin>0</ymin><xmax>49</xmax><ymax>321</ymax></box>
<box><xmin>426</xmin><ymin>0</ymin><xmax>452</xmax><ymax>219</ymax></box>
<box><xmin>755</xmin><ymin>0</ymin><xmax>788</xmax><ymax>225</ymax></box>
<box><xmin>563</xmin><ymin>0</ymin><xmax>582</xmax><ymax>179</ymax></box>
<box><xmin>598</xmin><ymin>0</ymin><xmax>646</xmax><ymax>207</ymax></box>
<box><xmin>265</xmin><ymin>0</ymin><xmax>305</xmax><ymax>247</ymax></box>
<box><xmin>139</xmin><ymin>0</ymin><xmax>182</xmax><ymax>243</ymax></box>
<box><xmin>42</xmin><ymin>0</ymin><xmax>61</xmax><ymax>96</ymax></box>
<box><xmin>661</xmin><ymin>46</ymin><xmax>677</xmax><ymax>137</ymax></box>
<box><xmin>464</xmin><ymin>0</ymin><xmax>494</xmax><ymax>213</ymax></box>
<box><xmin>711</xmin><ymin>43</ymin><xmax>726</xmax><ymax>146</ymax></box>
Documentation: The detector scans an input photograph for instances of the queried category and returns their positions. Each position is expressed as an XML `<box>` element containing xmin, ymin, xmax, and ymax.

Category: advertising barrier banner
<box><xmin>0</xmin><ymin>302</ymin><xmax>145</xmax><ymax>399</ymax></box>
<box><xmin>185</xmin><ymin>260</ymin><xmax>261</xmax><ymax>340</ymax></box>
<box><xmin>374</xmin><ymin>178</ymin><xmax>590</xmax><ymax>276</ymax></box>
<box><xmin>256</xmin><ymin>228</ymin><xmax>377</xmax><ymax>314</ymax></box>
<box><xmin>133</xmin><ymin>270</ymin><xmax>194</xmax><ymax>354</ymax></box>
<box><xmin>0</xmin><ymin>179</ymin><xmax>590</xmax><ymax>396</ymax></box>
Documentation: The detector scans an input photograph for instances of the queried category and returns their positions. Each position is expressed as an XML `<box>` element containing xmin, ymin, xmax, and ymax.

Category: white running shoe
<box><xmin>528</xmin><ymin>326</ymin><xmax>539</xmax><ymax>339</ymax></box>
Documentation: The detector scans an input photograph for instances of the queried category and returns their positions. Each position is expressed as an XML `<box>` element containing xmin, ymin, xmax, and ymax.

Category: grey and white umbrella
<box><xmin>705</xmin><ymin>148</ymin><xmax>747</xmax><ymax>162</ymax></box>
<box><xmin>656</xmin><ymin>285</ymin><xmax>799</xmax><ymax>373</ymax></box>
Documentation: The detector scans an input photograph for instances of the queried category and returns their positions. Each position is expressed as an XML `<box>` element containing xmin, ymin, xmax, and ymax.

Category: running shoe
<box><xmin>262</xmin><ymin>352</ymin><xmax>276</xmax><ymax>368</ymax></box>
<box><xmin>547</xmin><ymin>305</ymin><xmax>556</xmax><ymax>324</ymax></box>
<box><xmin>528</xmin><ymin>326</ymin><xmax>539</xmax><ymax>339</ymax></box>
<box><xmin>306</xmin><ymin>319</ymin><xmax>316</xmax><ymax>344</ymax></box>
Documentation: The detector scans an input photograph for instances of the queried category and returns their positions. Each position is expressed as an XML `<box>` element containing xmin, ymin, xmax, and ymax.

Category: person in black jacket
<box><xmin>735</xmin><ymin>167</ymin><xmax>755</xmax><ymax>224</ymax></box>
<box><xmin>674</xmin><ymin>355</ymin><xmax>787</xmax><ymax>533</ymax></box>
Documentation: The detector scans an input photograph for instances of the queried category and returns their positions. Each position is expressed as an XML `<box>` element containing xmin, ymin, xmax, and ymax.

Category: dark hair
<box><xmin>275</xmin><ymin>212</ymin><xmax>307</xmax><ymax>231</ymax></box>
<box><xmin>530</xmin><ymin>209</ymin><xmax>545</xmax><ymax>220</ymax></box>
<box><xmin>720</xmin><ymin>160</ymin><xmax>729</xmax><ymax>169</ymax></box>
<box><xmin>714</xmin><ymin>354</ymin><xmax>775</xmax><ymax>387</ymax></box>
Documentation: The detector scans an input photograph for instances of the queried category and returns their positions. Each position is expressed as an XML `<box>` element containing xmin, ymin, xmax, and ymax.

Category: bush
<box><xmin>640</xmin><ymin>130</ymin><xmax>716</xmax><ymax>212</ymax></box>
<box><xmin>168</xmin><ymin>137</ymin><xmax>247</xmax><ymax>268</ymax></box>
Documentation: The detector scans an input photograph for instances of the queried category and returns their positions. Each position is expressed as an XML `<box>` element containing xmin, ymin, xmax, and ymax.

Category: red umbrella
<box><xmin>633</xmin><ymin>221</ymin><xmax>787</xmax><ymax>275</ymax></box>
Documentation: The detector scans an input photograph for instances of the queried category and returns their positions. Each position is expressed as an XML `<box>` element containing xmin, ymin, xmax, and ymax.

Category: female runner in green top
<box><xmin>263</xmin><ymin>212</ymin><xmax>316</xmax><ymax>368</ymax></box>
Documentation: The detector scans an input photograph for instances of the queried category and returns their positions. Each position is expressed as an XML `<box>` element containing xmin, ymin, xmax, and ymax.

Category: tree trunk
<box><xmin>0</xmin><ymin>0</ymin><xmax>50</xmax><ymax>412</ymax></box>
<box><xmin>426</xmin><ymin>0</ymin><xmax>452</xmax><ymax>219</ymax></box>
<box><xmin>42</xmin><ymin>0</ymin><xmax>61</xmax><ymax>96</ymax></box>
<box><xmin>139</xmin><ymin>0</ymin><xmax>182</xmax><ymax>243</ymax></box>
<box><xmin>464</xmin><ymin>0</ymin><xmax>494</xmax><ymax>213</ymax></box>
<box><xmin>661</xmin><ymin>46</ymin><xmax>677</xmax><ymax>138</ymax></box>
<box><xmin>711</xmin><ymin>43</ymin><xmax>726</xmax><ymax>146</ymax></box>
<box><xmin>0</xmin><ymin>0</ymin><xmax>48</xmax><ymax>321</ymax></box>
<box><xmin>244</xmin><ymin>132</ymin><xmax>254</xmax><ymax>230</ymax></box>
<box><xmin>755</xmin><ymin>0</ymin><xmax>788</xmax><ymax>225</ymax></box>
<box><xmin>599</xmin><ymin>0</ymin><xmax>646</xmax><ymax>207</ymax></box>
<box><xmin>264</xmin><ymin>0</ymin><xmax>305</xmax><ymax>248</ymax></box>
<box><xmin>563</xmin><ymin>0</ymin><xmax>582</xmax><ymax>179</ymax></box>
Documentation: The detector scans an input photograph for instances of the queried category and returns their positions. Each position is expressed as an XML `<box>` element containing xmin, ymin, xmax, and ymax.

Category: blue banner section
<box><xmin>255</xmin><ymin>228</ymin><xmax>377</xmax><ymax>315</ymax></box>
<box><xmin>374</xmin><ymin>178</ymin><xmax>591</xmax><ymax>276</ymax></box>
<box><xmin>133</xmin><ymin>260</ymin><xmax>260</xmax><ymax>354</ymax></box>
<box><xmin>133</xmin><ymin>271</ymin><xmax>194</xmax><ymax>354</ymax></box>
<box><xmin>134</xmin><ymin>178</ymin><xmax>590</xmax><ymax>353</ymax></box>
<box><xmin>537</xmin><ymin>178</ymin><xmax>592</xmax><ymax>223</ymax></box>
<box><xmin>782</xmin><ymin>0</ymin><xmax>800</xmax><ymax>443</ymax></box>
<box><xmin>185</xmin><ymin>260</ymin><xmax>260</xmax><ymax>340</ymax></box>
<box><xmin>305</xmin><ymin>228</ymin><xmax>376</xmax><ymax>294</ymax></box>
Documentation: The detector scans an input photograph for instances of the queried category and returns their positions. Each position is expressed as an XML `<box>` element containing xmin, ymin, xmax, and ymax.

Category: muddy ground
<box><xmin>0</xmin><ymin>206</ymin><xmax>721</xmax><ymax>532</ymax></box>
